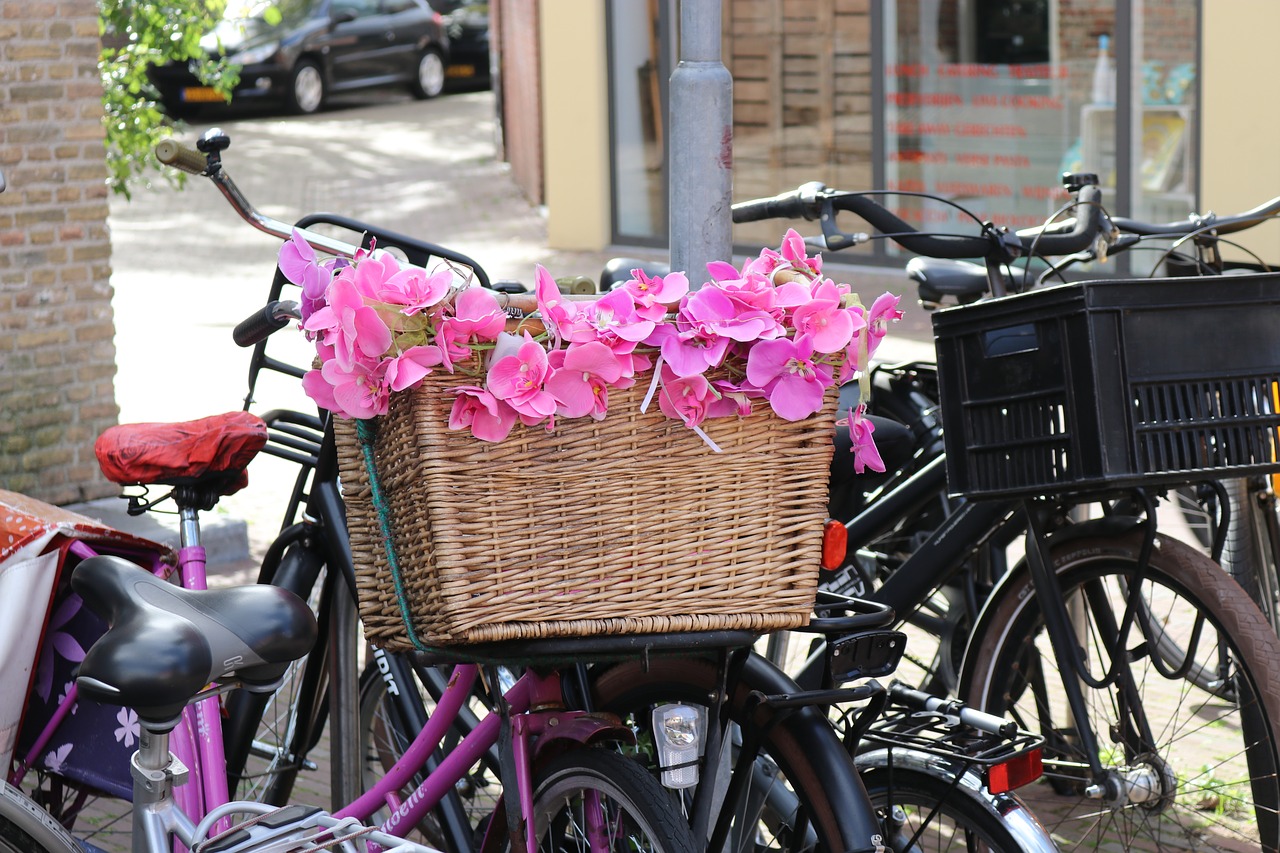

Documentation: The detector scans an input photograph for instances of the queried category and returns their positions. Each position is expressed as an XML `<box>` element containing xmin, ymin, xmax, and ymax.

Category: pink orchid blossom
<box><xmin>364</xmin><ymin>263</ymin><xmax>452</xmax><ymax>315</ymax></box>
<box><xmin>534</xmin><ymin>265</ymin><xmax>578</xmax><ymax>345</ymax></box>
<box><xmin>449</xmin><ymin>386</ymin><xmax>518</xmax><ymax>442</ymax></box>
<box><xmin>322</xmin><ymin>358</ymin><xmax>390</xmax><ymax>419</ymax></box>
<box><xmin>707</xmin><ymin>378</ymin><xmax>757</xmax><ymax>418</ymax></box>
<box><xmin>545</xmin><ymin>342</ymin><xmax>624</xmax><ymax>419</ymax></box>
<box><xmin>279</xmin><ymin>229</ymin><xmax>333</xmax><ymax>321</ymax></box>
<box><xmin>301</xmin><ymin>368</ymin><xmax>341</xmax><ymax>414</ymax></box>
<box><xmin>622</xmin><ymin>268</ymin><xmax>689</xmax><ymax>321</ymax></box>
<box><xmin>303</xmin><ymin>276</ymin><xmax>393</xmax><ymax>372</ymax></box>
<box><xmin>384</xmin><ymin>345</ymin><xmax>445</xmax><ymax>392</ymax></box>
<box><xmin>566</xmin><ymin>288</ymin><xmax>655</xmax><ymax>346</ymax></box>
<box><xmin>646</xmin><ymin>294</ymin><xmax>732</xmax><ymax>377</ymax></box>
<box><xmin>487</xmin><ymin>332</ymin><xmax>558</xmax><ymax>420</ymax></box>
<box><xmin>841</xmin><ymin>292</ymin><xmax>905</xmax><ymax>381</ymax></box>
<box><xmin>847</xmin><ymin>405</ymin><xmax>885</xmax><ymax>474</ymax></box>
<box><xmin>745</xmin><ymin>334</ymin><xmax>833</xmax><ymax>421</ymax></box>
<box><xmin>657</xmin><ymin>368</ymin><xmax>717</xmax><ymax>429</ymax></box>
<box><xmin>790</xmin><ymin>281</ymin><xmax>861</xmax><ymax>354</ymax></box>
<box><xmin>436</xmin><ymin>287</ymin><xmax>507</xmax><ymax>366</ymax></box>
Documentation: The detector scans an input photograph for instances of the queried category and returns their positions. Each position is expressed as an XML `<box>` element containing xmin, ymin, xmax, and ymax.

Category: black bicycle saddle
<box><xmin>72</xmin><ymin>555</ymin><xmax>318</xmax><ymax>723</ymax></box>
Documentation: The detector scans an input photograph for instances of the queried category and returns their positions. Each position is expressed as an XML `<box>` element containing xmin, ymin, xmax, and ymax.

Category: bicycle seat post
<box><xmin>132</xmin><ymin>717</ymin><xmax>194</xmax><ymax>853</ymax></box>
<box><xmin>172</xmin><ymin>485</ymin><xmax>214</xmax><ymax>589</ymax></box>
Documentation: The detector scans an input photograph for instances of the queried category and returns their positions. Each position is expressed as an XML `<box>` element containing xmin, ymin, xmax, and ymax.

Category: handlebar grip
<box><xmin>155</xmin><ymin>139</ymin><xmax>208</xmax><ymax>176</ymax></box>
<box><xmin>233</xmin><ymin>301</ymin><xmax>298</xmax><ymax>348</ymax></box>
<box><xmin>732</xmin><ymin>182</ymin><xmax>825</xmax><ymax>224</ymax></box>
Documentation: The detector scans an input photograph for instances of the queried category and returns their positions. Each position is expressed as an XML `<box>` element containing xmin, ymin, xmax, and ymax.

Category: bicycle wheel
<box><xmin>591</xmin><ymin>654</ymin><xmax>883</xmax><ymax>853</ymax></box>
<box><xmin>962</xmin><ymin>528</ymin><xmax>1280</xmax><ymax>851</ymax></box>
<box><xmin>225</xmin><ymin>543</ymin><xmax>329</xmax><ymax>805</ymax></box>
<box><xmin>0</xmin><ymin>782</ymin><xmax>80</xmax><ymax>853</ymax></box>
<box><xmin>859</xmin><ymin>763</ymin><xmax>1046</xmax><ymax>853</ymax></box>
<box><xmin>481</xmin><ymin>748</ymin><xmax>698</xmax><ymax>853</ymax></box>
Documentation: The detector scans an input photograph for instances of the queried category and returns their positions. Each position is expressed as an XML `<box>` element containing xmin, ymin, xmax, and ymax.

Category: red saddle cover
<box><xmin>94</xmin><ymin>411</ymin><xmax>268</xmax><ymax>494</ymax></box>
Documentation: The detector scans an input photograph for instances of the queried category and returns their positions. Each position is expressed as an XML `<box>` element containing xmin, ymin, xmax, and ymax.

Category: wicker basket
<box><xmin>335</xmin><ymin>368</ymin><xmax>835</xmax><ymax>651</ymax></box>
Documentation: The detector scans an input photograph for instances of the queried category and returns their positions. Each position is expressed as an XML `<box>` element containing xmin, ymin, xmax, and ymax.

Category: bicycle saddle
<box><xmin>72</xmin><ymin>555</ymin><xmax>317</xmax><ymax>724</ymax></box>
<box><xmin>907</xmin><ymin>257</ymin><xmax>989</xmax><ymax>306</ymax></box>
<box><xmin>94</xmin><ymin>411</ymin><xmax>268</xmax><ymax>496</ymax></box>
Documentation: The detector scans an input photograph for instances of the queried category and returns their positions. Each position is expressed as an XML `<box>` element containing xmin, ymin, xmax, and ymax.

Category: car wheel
<box><xmin>287</xmin><ymin>60</ymin><xmax>325</xmax><ymax>114</ymax></box>
<box><xmin>409</xmin><ymin>49</ymin><xmax>445</xmax><ymax>99</ymax></box>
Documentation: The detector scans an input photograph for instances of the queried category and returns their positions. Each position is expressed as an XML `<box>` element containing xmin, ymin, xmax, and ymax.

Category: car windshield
<box><xmin>215</xmin><ymin>0</ymin><xmax>320</xmax><ymax>40</ymax></box>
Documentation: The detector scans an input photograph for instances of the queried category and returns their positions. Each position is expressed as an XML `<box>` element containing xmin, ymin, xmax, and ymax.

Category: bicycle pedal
<box><xmin>827</xmin><ymin>629</ymin><xmax>907</xmax><ymax>682</ymax></box>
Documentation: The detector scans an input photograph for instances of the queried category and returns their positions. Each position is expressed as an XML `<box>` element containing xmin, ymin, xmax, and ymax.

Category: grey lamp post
<box><xmin>668</xmin><ymin>0</ymin><xmax>732</xmax><ymax>287</ymax></box>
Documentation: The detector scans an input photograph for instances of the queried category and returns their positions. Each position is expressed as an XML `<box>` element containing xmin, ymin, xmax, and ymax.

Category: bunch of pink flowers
<box><xmin>278</xmin><ymin>229</ymin><xmax>900</xmax><ymax>471</ymax></box>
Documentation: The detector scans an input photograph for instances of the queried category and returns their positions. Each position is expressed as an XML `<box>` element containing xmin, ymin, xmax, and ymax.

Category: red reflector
<box><xmin>986</xmin><ymin>748</ymin><xmax>1043</xmax><ymax>794</ymax></box>
<box><xmin>820</xmin><ymin>519</ymin><xmax>848</xmax><ymax>571</ymax></box>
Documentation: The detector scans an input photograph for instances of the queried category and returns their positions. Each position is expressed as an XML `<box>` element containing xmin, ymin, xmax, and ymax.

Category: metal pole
<box><xmin>669</xmin><ymin>0</ymin><xmax>733</xmax><ymax>286</ymax></box>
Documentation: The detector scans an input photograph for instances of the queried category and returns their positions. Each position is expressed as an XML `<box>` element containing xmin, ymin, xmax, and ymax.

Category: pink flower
<box><xmin>622</xmin><ymin>269</ymin><xmax>688</xmax><ymax>321</ymax></box>
<box><xmin>790</xmin><ymin>281</ymin><xmax>862</xmax><ymax>354</ymax></box>
<box><xmin>657</xmin><ymin>368</ymin><xmax>716</xmax><ymax>428</ymax></box>
<box><xmin>847</xmin><ymin>406</ymin><xmax>885</xmax><ymax>474</ymax></box>
<box><xmin>322</xmin><ymin>358</ymin><xmax>390</xmax><ymax>419</ymax></box>
<box><xmin>567</xmin><ymin>289</ymin><xmax>656</xmax><ymax>344</ymax></box>
<box><xmin>535</xmin><ymin>265</ymin><xmax>578</xmax><ymax>345</ymax></box>
<box><xmin>279</xmin><ymin>229</ymin><xmax>333</xmax><ymax>321</ymax></box>
<box><xmin>303</xmin><ymin>276</ymin><xmax>393</xmax><ymax>371</ymax></box>
<box><xmin>745</xmin><ymin>334</ymin><xmax>833</xmax><ymax>421</ymax></box>
<box><xmin>842</xmin><ymin>291</ymin><xmax>904</xmax><ymax>381</ymax></box>
<box><xmin>364</xmin><ymin>264</ymin><xmax>452</xmax><ymax>316</ymax></box>
<box><xmin>449</xmin><ymin>386</ymin><xmax>517</xmax><ymax>442</ymax></box>
<box><xmin>707</xmin><ymin>378</ymin><xmax>757</xmax><ymax>418</ymax></box>
<box><xmin>487</xmin><ymin>333</ymin><xmax>558</xmax><ymax>419</ymax></box>
<box><xmin>301</xmin><ymin>368</ymin><xmax>341</xmax><ymax>414</ymax></box>
<box><xmin>545</xmin><ymin>342</ymin><xmax>624</xmax><ymax>419</ymax></box>
<box><xmin>384</xmin><ymin>345</ymin><xmax>445</xmax><ymax>392</ymax></box>
<box><xmin>437</xmin><ymin>288</ymin><xmax>507</xmax><ymax>368</ymax></box>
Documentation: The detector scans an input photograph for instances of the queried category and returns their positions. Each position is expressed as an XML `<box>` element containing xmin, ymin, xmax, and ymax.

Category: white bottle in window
<box><xmin>1091</xmin><ymin>34</ymin><xmax>1116</xmax><ymax>105</ymax></box>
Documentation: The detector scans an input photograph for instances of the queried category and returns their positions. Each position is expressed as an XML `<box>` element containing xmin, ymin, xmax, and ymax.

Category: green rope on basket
<box><xmin>354</xmin><ymin>418</ymin><xmax>427</xmax><ymax>652</ymax></box>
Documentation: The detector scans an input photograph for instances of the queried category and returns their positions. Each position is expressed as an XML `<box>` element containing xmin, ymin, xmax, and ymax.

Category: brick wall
<box><xmin>0</xmin><ymin>0</ymin><xmax>118</xmax><ymax>505</ymax></box>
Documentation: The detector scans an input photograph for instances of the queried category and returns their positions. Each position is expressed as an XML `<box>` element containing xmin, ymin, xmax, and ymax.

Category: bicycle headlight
<box><xmin>652</xmin><ymin>703</ymin><xmax>705</xmax><ymax>789</ymax></box>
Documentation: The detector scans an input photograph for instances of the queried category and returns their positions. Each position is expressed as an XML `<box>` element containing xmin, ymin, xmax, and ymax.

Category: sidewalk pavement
<box><xmin>70</xmin><ymin>88</ymin><xmax>933</xmax><ymax>567</ymax></box>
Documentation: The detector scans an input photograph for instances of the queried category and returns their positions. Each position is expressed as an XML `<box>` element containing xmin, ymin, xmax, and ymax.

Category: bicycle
<box><xmin>0</xmin><ymin>547</ymin><xmax>703</xmax><ymax>853</ymax></box>
<box><xmin>147</xmin><ymin>129</ymin><xmax>1066</xmax><ymax>853</ymax></box>
<box><xmin>743</xmin><ymin>178</ymin><xmax>1280</xmax><ymax>851</ymax></box>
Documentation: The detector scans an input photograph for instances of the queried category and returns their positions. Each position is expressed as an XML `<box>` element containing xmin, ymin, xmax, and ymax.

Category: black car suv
<box><xmin>150</xmin><ymin>0</ymin><xmax>450</xmax><ymax>116</ymax></box>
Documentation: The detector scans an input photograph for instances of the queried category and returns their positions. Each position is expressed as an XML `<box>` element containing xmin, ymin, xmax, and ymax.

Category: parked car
<box><xmin>428</xmin><ymin>1</ymin><xmax>489</xmax><ymax>87</ymax></box>
<box><xmin>150</xmin><ymin>0</ymin><xmax>451</xmax><ymax>116</ymax></box>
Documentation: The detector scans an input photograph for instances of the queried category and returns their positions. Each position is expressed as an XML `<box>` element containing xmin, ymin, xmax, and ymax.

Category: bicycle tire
<box><xmin>591</xmin><ymin>654</ymin><xmax>885</xmax><ymax>853</ymax></box>
<box><xmin>0</xmin><ymin>782</ymin><xmax>80</xmax><ymax>853</ymax></box>
<box><xmin>480</xmin><ymin>748</ymin><xmax>698</xmax><ymax>853</ymax></box>
<box><xmin>224</xmin><ymin>541</ymin><xmax>330</xmax><ymax>806</ymax></box>
<box><xmin>859</xmin><ymin>759</ymin><xmax>1050</xmax><ymax>853</ymax></box>
<box><xmin>961</xmin><ymin>528</ymin><xmax>1280</xmax><ymax>851</ymax></box>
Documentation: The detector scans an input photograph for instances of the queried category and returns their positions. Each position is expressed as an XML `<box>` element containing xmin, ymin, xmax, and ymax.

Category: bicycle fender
<box><xmin>857</xmin><ymin>748</ymin><xmax>1058</xmax><ymax>853</ymax></box>
<box><xmin>531</xmin><ymin>712</ymin><xmax>636</xmax><ymax>759</ymax></box>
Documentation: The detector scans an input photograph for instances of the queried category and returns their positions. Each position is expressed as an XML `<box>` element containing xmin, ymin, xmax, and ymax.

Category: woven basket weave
<box><xmin>335</xmin><ymin>369</ymin><xmax>835</xmax><ymax>652</ymax></box>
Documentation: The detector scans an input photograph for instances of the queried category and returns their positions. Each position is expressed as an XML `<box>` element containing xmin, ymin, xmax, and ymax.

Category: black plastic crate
<box><xmin>932</xmin><ymin>273</ymin><xmax>1280</xmax><ymax>499</ymax></box>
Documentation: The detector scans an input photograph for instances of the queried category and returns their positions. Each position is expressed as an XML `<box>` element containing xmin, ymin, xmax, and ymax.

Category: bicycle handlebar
<box><xmin>1109</xmin><ymin>195</ymin><xmax>1280</xmax><ymax>238</ymax></box>
<box><xmin>732</xmin><ymin>181</ymin><xmax>1106</xmax><ymax>260</ymax></box>
<box><xmin>156</xmin><ymin>133</ymin><xmax>378</xmax><ymax>261</ymax></box>
<box><xmin>233</xmin><ymin>300</ymin><xmax>300</xmax><ymax>348</ymax></box>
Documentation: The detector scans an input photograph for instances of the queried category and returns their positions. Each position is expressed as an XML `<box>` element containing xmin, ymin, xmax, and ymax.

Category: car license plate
<box><xmin>181</xmin><ymin>86</ymin><xmax>228</xmax><ymax>103</ymax></box>
<box><xmin>446</xmin><ymin>64</ymin><xmax>475</xmax><ymax>78</ymax></box>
